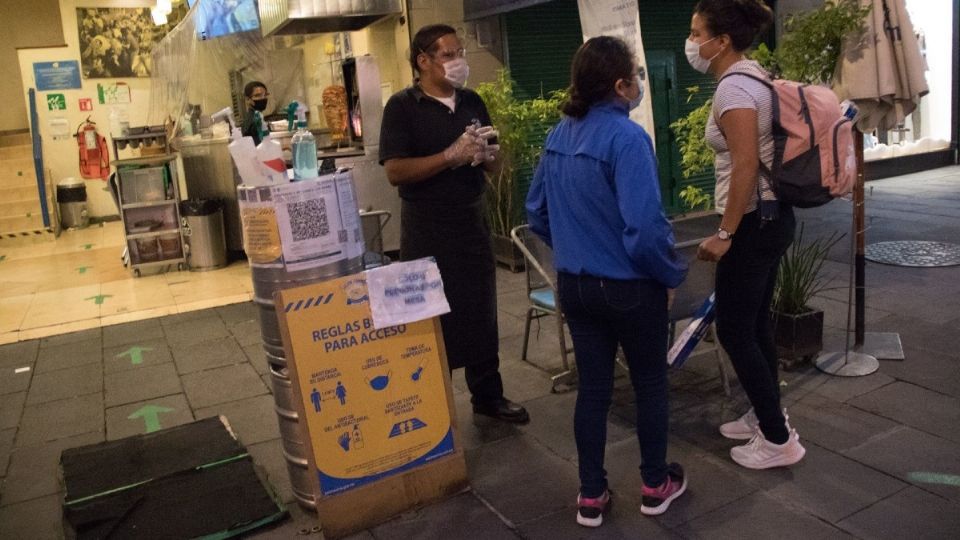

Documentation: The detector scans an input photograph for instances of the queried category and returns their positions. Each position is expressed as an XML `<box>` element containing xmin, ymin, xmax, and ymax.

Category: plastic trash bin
<box><xmin>180</xmin><ymin>199</ymin><xmax>226</xmax><ymax>271</ymax></box>
<box><xmin>57</xmin><ymin>177</ymin><xmax>89</xmax><ymax>229</ymax></box>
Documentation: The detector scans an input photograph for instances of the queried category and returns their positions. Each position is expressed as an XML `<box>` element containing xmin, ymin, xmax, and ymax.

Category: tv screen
<box><xmin>193</xmin><ymin>0</ymin><xmax>260</xmax><ymax>40</ymax></box>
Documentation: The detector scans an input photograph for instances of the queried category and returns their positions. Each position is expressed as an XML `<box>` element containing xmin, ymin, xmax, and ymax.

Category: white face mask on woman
<box><xmin>443</xmin><ymin>57</ymin><xmax>470</xmax><ymax>89</ymax></box>
<box><xmin>685</xmin><ymin>37</ymin><xmax>719</xmax><ymax>73</ymax></box>
<box><xmin>627</xmin><ymin>75</ymin><xmax>644</xmax><ymax>111</ymax></box>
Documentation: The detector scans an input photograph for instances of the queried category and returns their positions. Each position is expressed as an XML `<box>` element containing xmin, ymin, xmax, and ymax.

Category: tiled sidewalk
<box><xmin>2</xmin><ymin>167</ymin><xmax>960</xmax><ymax>539</ymax></box>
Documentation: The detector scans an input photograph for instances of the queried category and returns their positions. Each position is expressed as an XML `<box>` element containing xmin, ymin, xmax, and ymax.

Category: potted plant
<box><xmin>475</xmin><ymin>70</ymin><xmax>566</xmax><ymax>271</ymax></box>
<box><xmin>772</xmin><ymin>224</ymin><xmax>842</xmax><ymax>368</ymax></box>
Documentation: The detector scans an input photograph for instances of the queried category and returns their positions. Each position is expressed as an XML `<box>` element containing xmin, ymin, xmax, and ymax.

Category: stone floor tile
<box><xmin>104</xmin><ymin>393</ymin><xmax>195</xmax><ymax>441</ymax></box>
<box><xmin>35</xmin><ymin>338</ymin><xmax>102</xmax><ymax>374</ymax></box>
<box><xmin>453</xmin><ymin>392</ymin><xmax>526</xmax><ymax>452</ymax></box>
<box><xmin>247</xmin><ymin>438</ymin><xmax>294</xmax><ymax>506</ymax></box>
<box><xmin>467</xmin><ymin>435</ymin><xmax>580</xmax><ymax>526</ymax></box>
<box><xmin>216</xmin><ymin>301</ymin><xmax>259</xmax><ymax>327</ymax></box>
<box><xmin>0</xmin><ymin>392</ymin><xmax>25</xmax><ymax>431</ymax></box>
<box><xmin>789</xmin><ymin>392</ymin><xmax>900</xmax><ymax>454</ymax></box>
<box><xmin>26</xmin><ymin>363</ymin><xmax>102</xmax><ymax>405</ymax></box>
<box><xmin>1</xmin><ymin>431</ymin><xmax>104</xmax><ymax>505</ymax></box>
<box><xmin>172</xmin><ymin>336</ymin><xmax>247</xmax><ymax>374</ymax></box>
<box><xmin>0</xmin><ymin>340</ymin><xmax>38</xmax><ymax>370</ymax></box>
<box><xmin>0</xmin><ymin>494</ymin><xmax>64</xmax><ymax>539</ymax></box>
<box><xmin>369</xmin><ymin>491</ymin><xmax>518</xmax><ymax>540</ymax></box>
<box><xmin>182</xmin><ymin>363</ymin><xmax>269</xmax><ymax>409</ymax></box>
<box><xmin>196</xmin><ymin>394</ymin><xmax>280</xmax><ymax>446</ymax></box>
<box><xmin>231</xmin><ymin>319</ymin><xmax>263</xmax><ymax>347</ymax></box>
<box><xmin>102</xmin><ymin>318</ymin><xmax>166</xmax><ymax>348</ymax></box>
<box><xmin>38</xmin><ymin>327</ymin><xmax>100</xmax><ymax>349</ymax></box>
<box><xmin>104</xmin><ymin>362</ymin><xmax>183</xmax><ymax>408</ymax></box>
<box><xmin>0</xmin><ymin>367</ymin><xmax>32</xmax><ymax>396</ymax></box>
<box><xmin>17</xmin><ymin>393</ymin><xmax>104</xmax><ymax>447</ymax></box>
<box><xmin>163</xmin><ymin>315</ymin><xmax>230</xmax><ymax>348</ymax></box>
<box><xmin>673</xmin><ymin>491</ymin><xmax>854</xmax><ymax>539</ymax></box>
<box><xmin>878</xmin><ymin>347</ymin><xmax>960</xmax><ymax>399</ymax></box>
<box><xmin>519</xmin><ymin>506</ymin><xmax>678</xmax><ymax>540</ymax></box>
<box><xmin>837</xmin><ymin>487</ymin><xmax>960</xmax><ymax>540</ymax></box>
<box><xmin>0</xmin><ymin>429</ymin><xmax>15</xmax><ymax>478</ymax></box>
<box><xmin>845</xmin><ymin>425</ymin><xmax>960</xmax><ymax>504</ymax></box>
<box><xmin>732</xmin><ymin>441</ymin><xmax>906</xmax><ymax>523</ymax></box>
<box><xmin>520</xmin><ymin>390</ymin><xmax>633</xmax><ymax>463</ymax></box>
<box><xmin>850</xmin><ymin>381</ymin><xmax>960</xmax><ymax>444</ymax></box>
<box><xmin>103</xmin><ymin>339</ymin><xmax>174</xmax><ymax>374</ymax></box>
<box><xmin>245</xmin><ymin>502</ymin><xmax>324</xmax><ymax>539</ymax></box>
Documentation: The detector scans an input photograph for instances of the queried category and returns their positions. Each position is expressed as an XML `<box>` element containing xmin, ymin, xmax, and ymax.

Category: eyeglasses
<box><xmin>429</xmin><ymin>48</ymin><xmax>466</xmax><ymax>62</ymax></box>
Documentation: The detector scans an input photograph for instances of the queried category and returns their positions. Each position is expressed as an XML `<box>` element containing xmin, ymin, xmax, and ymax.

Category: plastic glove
<box><xmin>473</xmin><ymin>125</ymin><xmax>499</xmax><ymax>141</ymax></box>
<box><xmin>471</xmin><ymin>143</ymin><xmax>501</xmax><ymax>167</ymax></box>
<box><xmin>442</xmin><ymin>130</ymin><xmax>482</xmax><ymax>168</ymax></box>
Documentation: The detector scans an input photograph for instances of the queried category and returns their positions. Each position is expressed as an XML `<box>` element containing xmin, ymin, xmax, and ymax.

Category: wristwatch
<box><xmin>717</xmin><ymin>227</ymin><xmax>733</xmax><ymax>241</ymax></box>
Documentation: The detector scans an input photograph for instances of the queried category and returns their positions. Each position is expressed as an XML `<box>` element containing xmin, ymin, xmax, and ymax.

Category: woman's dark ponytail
<box><xmin>561</xmin><ymin>36</ymin><xmax>635</xmax><ymax>119</ymax></box>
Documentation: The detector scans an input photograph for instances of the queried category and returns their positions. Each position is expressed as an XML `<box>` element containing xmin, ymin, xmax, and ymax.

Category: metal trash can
<box><xmin>57</xmin><ymin>177</ymin><xmax>89</xmax><ymax>229</ymax></box>
<box><xmin>180</xmin><ymin>199</ymin><xmax>227</xmax><ymax>271</ymax></box>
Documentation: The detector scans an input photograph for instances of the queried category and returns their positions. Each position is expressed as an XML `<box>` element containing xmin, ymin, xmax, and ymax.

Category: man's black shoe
<box><xmin>472</xmin><ymin>398</ymin><xmax>530</xmax><ymax>424</ymax></box>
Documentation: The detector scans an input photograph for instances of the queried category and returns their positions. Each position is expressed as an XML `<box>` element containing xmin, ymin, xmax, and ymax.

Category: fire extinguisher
<box><xmin>75</xmin><ymin>118</ymin><xmax>110</xmax><ymax>180</ymax></box>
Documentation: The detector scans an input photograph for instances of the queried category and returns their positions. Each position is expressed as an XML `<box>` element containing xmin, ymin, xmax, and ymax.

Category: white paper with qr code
<box><xmin>365</xmin><ymin>258</ymin><xmax>451</xmax><ymax>329</ymax></box>
<box><xmin>333</xmin><ymin>170</ymin><xmax>366</xmax><ymax>260</ymax></box>
<box><xmin>272</xmin><ymin>178</ymin><xmax>346</xmax><ymax>271</ymax></box>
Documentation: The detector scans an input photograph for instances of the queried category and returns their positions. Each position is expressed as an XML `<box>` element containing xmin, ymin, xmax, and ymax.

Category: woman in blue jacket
<box><xmin>526</xmin><ymin>36</ymin><xmax>688</xmax><ymax>528</ymax></box>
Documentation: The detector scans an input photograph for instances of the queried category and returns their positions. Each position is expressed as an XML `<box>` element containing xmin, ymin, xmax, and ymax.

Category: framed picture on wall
<box><xmin>76</xmin><ymin>6</ymin><xmax>186</xmax><ymax>78</ymax></box>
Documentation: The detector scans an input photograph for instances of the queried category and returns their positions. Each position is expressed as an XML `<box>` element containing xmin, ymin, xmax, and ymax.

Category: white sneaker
<box><xmin>719</xmin><ymin>408</ymin><xmax>790</xmax><ymax>440</ymax></box>
<box><xmin>730</xmin><ymin>428</ymin><xmax>806</xmax><ymax>469</ymax></box>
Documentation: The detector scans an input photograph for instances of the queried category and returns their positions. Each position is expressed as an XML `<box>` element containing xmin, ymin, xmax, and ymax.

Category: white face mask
<box><xmin>685</xmin><ymin>37</ymin><xmax>719</xmax><ymax>73</ymax></box>
<box><xmin>442</xmin><ymin>57</ymin><xmax>470</xmax><ymax>89</ymax></box>
<box><xmin>627</xmin><ymin>75</ymin><xmax>644</xmax><ymax>111</ymax></box>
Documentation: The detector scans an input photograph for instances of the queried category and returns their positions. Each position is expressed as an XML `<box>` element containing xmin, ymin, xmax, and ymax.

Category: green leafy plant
<box><xmin>670</xmin><ymin>87</ymin><xmax>715</xmax><ymax>180</ymax></box>
<box><xmin>752</xmin><ymin>0</ymin><xmax>871</xmax><ymax>84</ymax></box>
<box><xmin>773</xmin><ymin>224</ymin><xmax>843</xmax><ymax>315</ymax></box>
<box><xmin>475</xmin><ymin>70</ymin><xmax>566</xmax><ymax>237</ymax></box>
<box><xmin>679</xmin><ymin>185</ymin><xmax>712</xmax><ymax>211</ymax></box>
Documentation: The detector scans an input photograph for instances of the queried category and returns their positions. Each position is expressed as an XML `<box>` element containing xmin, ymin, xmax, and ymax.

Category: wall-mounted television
<box><xmin>189</xmin><ymin>0</ymin><xmax>260</xmax><ymax>40</ymax></box>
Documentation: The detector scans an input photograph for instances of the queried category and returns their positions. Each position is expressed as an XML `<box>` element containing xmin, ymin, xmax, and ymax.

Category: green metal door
<box><xmin>647</xmin><ymin>50</ymin><xmax>682</xmax><ymax>213</ymax></box>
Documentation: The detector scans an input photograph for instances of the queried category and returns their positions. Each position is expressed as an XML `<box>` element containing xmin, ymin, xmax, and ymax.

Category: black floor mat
<box><xmin>61</xmin><ymin>417</ymin><xmax>287</xmax><ymax>539</ymax></box>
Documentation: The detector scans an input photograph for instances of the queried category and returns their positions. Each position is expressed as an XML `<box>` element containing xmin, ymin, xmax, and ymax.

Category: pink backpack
<box><xmin>721</xmin><ymin>72</ymin><xmax>856</xmax><ymax>208</ymax></box>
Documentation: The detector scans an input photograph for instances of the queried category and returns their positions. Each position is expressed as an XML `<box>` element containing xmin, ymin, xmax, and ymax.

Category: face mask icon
<box><xmin>367</xmin><ymin>371</ymin><xmax>391</xmax><ymax>391</ymax></box>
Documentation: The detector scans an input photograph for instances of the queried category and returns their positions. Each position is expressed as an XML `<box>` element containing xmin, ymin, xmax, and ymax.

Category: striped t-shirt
<box><xmin>705</xmin><ymin>60</ymin><xmax>776</xmax><ymax>215</ymax></box>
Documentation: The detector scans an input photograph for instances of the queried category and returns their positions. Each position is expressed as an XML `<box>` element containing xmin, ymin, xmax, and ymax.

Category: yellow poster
<box><xmin>277</xmin><ymin>273</ymin><xmax>454</xmax><ymax>496</ymax></box>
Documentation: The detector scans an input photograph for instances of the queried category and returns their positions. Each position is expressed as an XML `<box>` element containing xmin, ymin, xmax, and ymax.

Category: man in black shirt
<box><xmin>241</xmin><ymin>81</ymin><xmax>269</xmax><ymax>146</ymax></box>
<box><xmin>379</xmin><ymin>24</ymin><xmax>529</xmax><ymax>424</ymax></box>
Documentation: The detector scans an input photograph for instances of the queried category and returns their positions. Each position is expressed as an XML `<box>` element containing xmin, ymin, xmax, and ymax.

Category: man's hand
<box><xmin>697</xmin><ymin>235</ymin><xmax>732</xmax><ymax>262</ymax></box>
<box><xmin>442</xmin><ymin>130</ymin><xmax>483</xmax><ymax>168</ymax></box>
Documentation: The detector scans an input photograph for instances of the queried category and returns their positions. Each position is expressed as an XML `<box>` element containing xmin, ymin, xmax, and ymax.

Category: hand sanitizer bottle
<box><xmin>291</xmin><ymin>102</ymin><xmax>318</xmax><ymax>181</ymax></box>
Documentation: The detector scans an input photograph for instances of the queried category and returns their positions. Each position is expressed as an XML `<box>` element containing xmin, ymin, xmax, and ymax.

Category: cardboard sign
<box><xmin>276</xmin><ymin>271</ymin><xmax>467</xmax><ymax>537</ymax></box>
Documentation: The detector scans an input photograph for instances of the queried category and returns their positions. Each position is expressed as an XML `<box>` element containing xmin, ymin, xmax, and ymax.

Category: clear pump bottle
<box><xmin>291</xmin><ymin>102</ymin><xmax>318</xmax><ymax>181</ymax></box>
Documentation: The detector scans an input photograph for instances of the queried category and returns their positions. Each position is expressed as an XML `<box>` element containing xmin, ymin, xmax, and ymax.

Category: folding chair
<box><xmin>359</xmin><ymin>210</ymin><xmax>391</xmax><ymax>268</ymax></box>
<box><xmin>670</xmin><ymin>238</ymin><xmax>731</xmax><ymax>396</ymax></box>
<box><xmin>510</xmin><ymin>224</ymin><xmax>575</xmax><ymax>391</ymax></box>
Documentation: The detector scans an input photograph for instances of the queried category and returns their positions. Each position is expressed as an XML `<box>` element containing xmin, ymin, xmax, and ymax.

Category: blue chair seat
<box><xmin>529</xmin><ymin>288</ymin><xmax>556</xmax><ymax>311</ymax></box>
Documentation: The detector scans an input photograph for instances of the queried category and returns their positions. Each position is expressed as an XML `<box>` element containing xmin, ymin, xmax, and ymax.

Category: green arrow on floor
<box><xmin>0</xmin><ymin>255</ymin><xmax>6</xmax><ymax>262</ymax></box>
<box><xmin>83</xmin><ymin>243</ymin><xmax>94</xmax><ymax>250</ymax></box>
<box><xmin>76</xmin><ymin>265</ymin><xmax>92</xmax><ymax>274</ymax></box>
<box><xmin>116</xmin><ymin>346</ymin><xmax>153</xmax><ymax>365</ymax></box>
<box><xmin>128</xmin><ymin>404</ymin><xmax>174</xmax><ymax>433</ymax></box>
<box><xmin>85</xmin><ymin>294</ymin><xmax>112</xmax><ymax>305</ymax></box>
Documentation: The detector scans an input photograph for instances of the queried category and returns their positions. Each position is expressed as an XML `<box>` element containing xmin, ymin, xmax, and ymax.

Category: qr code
<box><xmin>286</xmin><ymin>199</ymin><xmax>329</xmax><ymax>241</ymax></box>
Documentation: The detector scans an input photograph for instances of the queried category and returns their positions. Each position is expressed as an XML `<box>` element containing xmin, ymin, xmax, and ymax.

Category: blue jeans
<box><xmin>558</xmin><ymin>272</ymin><xmax>670</xmax><ymax>498</ymax></box>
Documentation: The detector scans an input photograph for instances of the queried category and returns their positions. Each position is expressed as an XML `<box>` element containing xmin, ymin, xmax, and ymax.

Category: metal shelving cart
<box><xmin>115</xmin><ymin>154</ymin><xmax>187</xmax><ymax>276</ymax></box>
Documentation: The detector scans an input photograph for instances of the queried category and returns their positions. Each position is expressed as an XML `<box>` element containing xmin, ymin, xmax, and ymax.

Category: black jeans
<box><xmin>715</xmin><ymin>205</ymin><xmax>796</xmax><ymax>444</ymax></box>
<box><xmin>558</xmin><ymin>272</ymin><xmax>670</xmax><ymax>497</ymax></box>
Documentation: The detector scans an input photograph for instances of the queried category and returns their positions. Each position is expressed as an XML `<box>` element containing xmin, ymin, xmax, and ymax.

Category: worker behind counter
<box><xmin>378</xmin><ymin>24</ymin><xmax>529</xmax><ymax>425</ymax></box>
<box><xmin>241</xmin><ymin>81</ymin><xmax>269</xmax><ymax>145</ymax></box>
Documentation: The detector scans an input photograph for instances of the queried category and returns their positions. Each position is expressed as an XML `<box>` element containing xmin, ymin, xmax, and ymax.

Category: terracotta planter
<box><xmin>492</xmin><ymin>234</ymin><xmax>524</xmax><ymax>273</ymax></box>
<box><xmin>772</xmin><ymin>309</ymin><xmax>824</xmax><ymax>369</ymax></box>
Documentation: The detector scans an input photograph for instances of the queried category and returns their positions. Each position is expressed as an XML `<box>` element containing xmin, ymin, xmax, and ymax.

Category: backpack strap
<box><xmin>715</xmin><ymin>70</ymin><xmax>783</xmax><ymax>200</ymax></box>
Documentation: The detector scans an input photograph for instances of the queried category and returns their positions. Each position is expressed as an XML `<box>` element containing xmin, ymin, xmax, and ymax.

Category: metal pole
<box><xmin>854</xmin><ymin>129</ymin><xmax>866</xmax><ymax>345</ymax></box>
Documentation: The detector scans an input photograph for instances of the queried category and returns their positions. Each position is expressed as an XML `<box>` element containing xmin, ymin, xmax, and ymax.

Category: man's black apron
<box><xmin>399</xmin><ymin>199</ymin><xmax>498</xmax><ymax>372</ymax></box>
